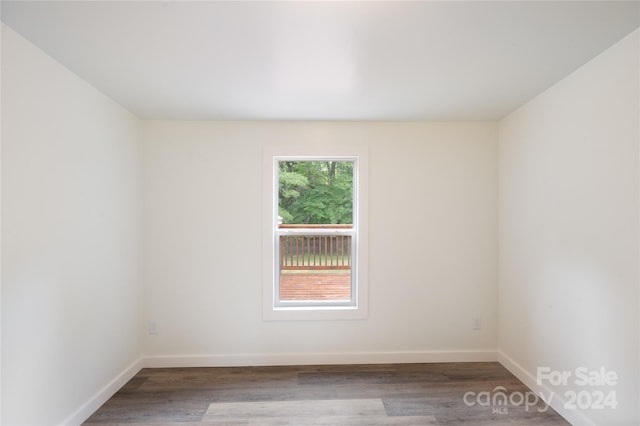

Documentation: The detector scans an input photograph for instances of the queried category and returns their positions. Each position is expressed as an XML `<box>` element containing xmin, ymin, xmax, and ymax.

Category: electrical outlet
<box><xmin>149</xmin><ymin>321</ymin><xmax>158</xmax><ymax>334</ymax></box>
<box><xmin>472</xmin><ymin>317</ymin><xmax>482</xmax><ymax>331</ymax></box>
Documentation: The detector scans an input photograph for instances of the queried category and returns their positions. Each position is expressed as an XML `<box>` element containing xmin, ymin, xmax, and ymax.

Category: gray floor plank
<box><xmin>203</xmin><ymin>399</ymin><xmax>387</xmax><ymax>419</ymax></box>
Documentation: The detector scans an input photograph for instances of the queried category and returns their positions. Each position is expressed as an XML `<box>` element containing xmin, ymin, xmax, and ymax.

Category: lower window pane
<box><xmin>279</xmin><ymin>234</ymin><xmax>352</xmax><ymax>302</ymax></box>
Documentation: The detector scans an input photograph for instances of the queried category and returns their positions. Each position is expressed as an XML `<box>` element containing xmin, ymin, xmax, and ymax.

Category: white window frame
<box><xmin>263</xmin><ymin>146</ymin><xmax>368</xmax><ymax>321</ymax></box>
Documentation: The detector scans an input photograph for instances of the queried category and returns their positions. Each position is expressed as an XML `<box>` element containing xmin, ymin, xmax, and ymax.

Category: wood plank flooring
<box><xmin>84</xmin><ymin>363</ymin><xmax>570</xmax><ymax>425</ymax></box>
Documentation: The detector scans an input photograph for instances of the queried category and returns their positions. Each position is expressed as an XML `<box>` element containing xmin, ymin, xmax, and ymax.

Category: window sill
<box><xmin>263</xmin><ymin>304</ymin><xmax>368</xmax><ymax>321</ymax></box>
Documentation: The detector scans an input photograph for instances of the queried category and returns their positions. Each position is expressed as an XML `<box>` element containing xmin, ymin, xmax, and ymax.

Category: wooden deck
<box><xmin>279</xmin><ymin>273</ymin><xmax>351</xmax><ymax>301</ymax></box>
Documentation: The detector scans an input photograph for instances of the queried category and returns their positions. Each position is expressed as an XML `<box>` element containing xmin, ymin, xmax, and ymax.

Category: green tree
<box><xmin>278</xmin><ymin>160</ymin><xmax>353</xmax><ymax>224</ymax></box>
<box><xmin>278</xmin><ymin>168</ymin><xmax>308</xmax><ymax>224</ymax></box>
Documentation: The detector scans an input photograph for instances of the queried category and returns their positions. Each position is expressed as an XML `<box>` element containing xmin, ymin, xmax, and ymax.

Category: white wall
<box><xmin>1</xmin><ymin>25</ymin><xmax>141</xmax><ymax>425</ymax></box>
<box><xmin>141</xmin><ymin>121</ymin><xmax>498</xmax><ymax>364</ymax></box>
<box><xmin>498</xmin><ymin>29</ymin><xmax>639</xmax><ymax>425</ymax></box>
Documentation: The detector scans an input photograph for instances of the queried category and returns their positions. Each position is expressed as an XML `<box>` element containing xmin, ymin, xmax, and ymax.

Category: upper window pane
<box><xmin>278</xmin><ymin>160</ymin><xmax>353</xmax><ymax>225</ymax></box>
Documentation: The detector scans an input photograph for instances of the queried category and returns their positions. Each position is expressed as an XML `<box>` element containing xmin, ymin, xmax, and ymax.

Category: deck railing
<box><xmin>279</xmin><ymin>224</ymin><xmax>352</xmax><ymax>271</ymax></box>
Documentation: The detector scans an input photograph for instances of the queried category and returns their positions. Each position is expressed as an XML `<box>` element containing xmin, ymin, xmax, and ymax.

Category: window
<box><xmin>263</xmin><ymin>146</ymin><xmax>368</xmax><ymax>320</ymax></box>
<box><xmin>277</xmin><ymin>160</ymin><xmax>355</xmax><ymax>306</ymax></box>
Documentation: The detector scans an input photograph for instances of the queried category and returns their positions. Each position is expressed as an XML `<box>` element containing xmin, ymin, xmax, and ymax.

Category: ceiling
<box><xmin>1</xmin><ymin>1</ymin><xmax>638</xmax><ymax>121</ymax></box>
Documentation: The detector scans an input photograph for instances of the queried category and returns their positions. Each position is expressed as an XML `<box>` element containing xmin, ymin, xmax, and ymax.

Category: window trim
<box><xmin>262</xmin><ymin>146</ymin><xmax>368</xmax><ymax>321</ymax></box>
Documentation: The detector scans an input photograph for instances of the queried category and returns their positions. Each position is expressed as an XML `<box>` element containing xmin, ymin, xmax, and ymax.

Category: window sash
<box><xmin>274</xmin><ymin>228</ymin><xmax>357</xmax><ymax>308</ymax></box>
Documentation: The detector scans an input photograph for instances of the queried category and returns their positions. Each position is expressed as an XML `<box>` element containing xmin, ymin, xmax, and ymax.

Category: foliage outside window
<box><xmin>278</xmin><ymin>160</ymin><xmax>353</xmax><ymax>225</ymax></box>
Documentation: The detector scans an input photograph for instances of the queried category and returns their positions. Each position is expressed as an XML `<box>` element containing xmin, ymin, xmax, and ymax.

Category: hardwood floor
<box><xmin>84</xmin><ymin>363</ymin><xmax>570</xmax><ymax>425</ymax></box>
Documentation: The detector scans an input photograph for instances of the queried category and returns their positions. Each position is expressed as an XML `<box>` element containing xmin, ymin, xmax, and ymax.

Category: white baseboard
<box><xmin>143</xmin><ymin>350</ymin><xmax>498</xmax><ymax>368</ymax></box>
<box><xmin>61</xmin><ymin>357</ymin><xmax>143</xmax><ymax>426</ymax></box>
<box><xmin>497</xmin><ymin>351</ymin><xmax>594</xmax><ymax>426</ymax></box>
